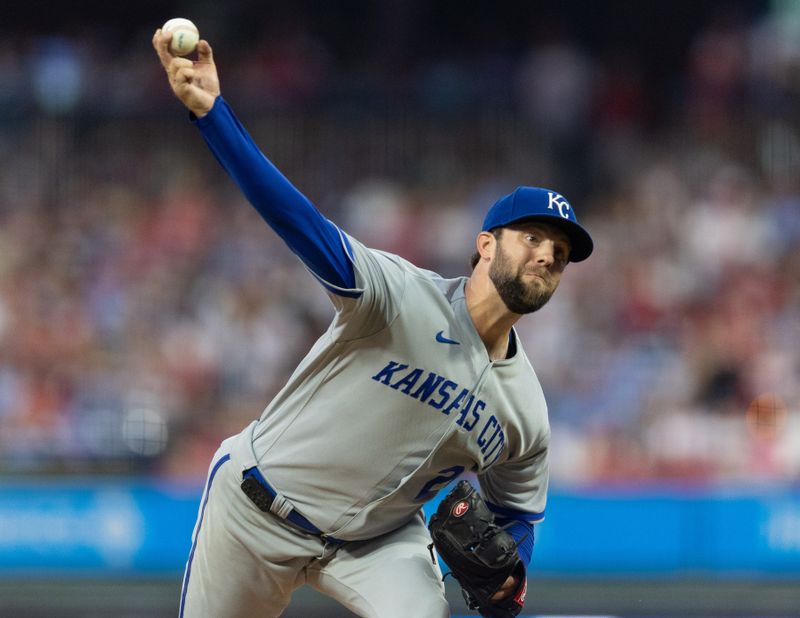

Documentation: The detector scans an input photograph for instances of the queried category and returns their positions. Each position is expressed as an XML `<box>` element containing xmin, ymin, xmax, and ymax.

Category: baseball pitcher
<box><xmin>153</xmin><ymin>28</ymin><xmax>593</xmax><ymax>618</ymax></box>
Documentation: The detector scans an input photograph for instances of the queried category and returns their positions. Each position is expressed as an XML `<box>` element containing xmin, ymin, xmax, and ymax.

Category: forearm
<box><xmin>193</xmin><ymin>96</ymin><xmax>355</xmax><ymax>289</ymax></box>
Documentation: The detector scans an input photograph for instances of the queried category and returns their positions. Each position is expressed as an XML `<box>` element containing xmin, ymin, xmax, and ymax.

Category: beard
<box><xmin>489</xmin><ymin>243</ymin><xmax>557</xmax><ymax>315</ymax></box>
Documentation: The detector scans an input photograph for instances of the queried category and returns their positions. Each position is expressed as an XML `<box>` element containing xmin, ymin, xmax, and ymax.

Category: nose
<box><xmin>534</xmin><ymin>241</ymin><xmax>556</xmax><ymax>267</ymax></box>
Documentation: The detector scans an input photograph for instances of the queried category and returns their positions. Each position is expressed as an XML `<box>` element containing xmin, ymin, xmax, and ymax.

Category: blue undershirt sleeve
<box><xmin>496</xmin><ymin>518</ymin><xmax>534</xmax><ymax>566</ymax></box>
<box><xmin>485</xmin><ymin>500</ymin><xmax>541</xmax><ymax>566</ymax></box>
<box><xmin>192</xmin><ymin>96</ymin><xmax>356</xmax><ymax>292</ymax></box>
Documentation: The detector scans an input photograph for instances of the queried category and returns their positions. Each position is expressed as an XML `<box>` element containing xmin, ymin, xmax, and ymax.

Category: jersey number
<box><xmin>413</xmin><ymin>465</ymin><xmax>465</xmax><ymax>502</ymax></box>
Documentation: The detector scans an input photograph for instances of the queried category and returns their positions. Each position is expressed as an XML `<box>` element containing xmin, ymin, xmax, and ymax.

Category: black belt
<box><xmin>240</xmin><ymin>467</ymin><xmax>345</xmax><ymax>544</ymax></box>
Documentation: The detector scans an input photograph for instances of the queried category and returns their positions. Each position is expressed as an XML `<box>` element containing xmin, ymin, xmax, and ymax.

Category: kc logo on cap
<box><xmin>547</xmin><ymin>191</ymin><xmax>571</xmax><ymax>219</ymax></box>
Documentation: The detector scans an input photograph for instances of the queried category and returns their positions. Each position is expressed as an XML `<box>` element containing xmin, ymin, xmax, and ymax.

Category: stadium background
<box><xmin>1</xmin><ymin>0</ymin><xmax>799</xmax><ymax>615</ymax></box>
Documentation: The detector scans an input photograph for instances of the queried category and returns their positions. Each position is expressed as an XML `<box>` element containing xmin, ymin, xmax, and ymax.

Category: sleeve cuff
<box><xmin>487</xmin><ymin>501</ymin><xmax>545</xmax><ymax>523</ymax></box>
<box><xmin>190</xmin><ymin>95</ymin><xmax>224</xmax><ymax>126</ymax></box>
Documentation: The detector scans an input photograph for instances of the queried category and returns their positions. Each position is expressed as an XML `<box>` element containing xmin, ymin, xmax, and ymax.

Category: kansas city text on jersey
<box><xmin>371</xmin><ymin>360</ymin><xmax>506</xmax><ymax>465</ymax></box>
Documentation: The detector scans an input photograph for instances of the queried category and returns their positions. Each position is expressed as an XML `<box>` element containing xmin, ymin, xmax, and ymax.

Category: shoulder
<box><xmin>346</xmin><ymin>233</ymin><xmax>458</xmax><ymax>291</ymax></box>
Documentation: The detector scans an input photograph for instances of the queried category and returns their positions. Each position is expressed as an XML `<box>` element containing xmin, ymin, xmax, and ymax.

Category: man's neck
<box><xmin>464</xmin><ymin>277</ymin><xmax>520</xmax><ymax>361</ymax></box>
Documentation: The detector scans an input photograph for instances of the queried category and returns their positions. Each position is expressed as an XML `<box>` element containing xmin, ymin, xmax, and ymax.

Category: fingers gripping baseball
<box><xmin>152</xmin><ymin>30</ymin><xmax>219</xmax><ymax>118</ymax></box>
<box><xmin>173</xmin><ymin>60</ymin><xmax>195</xmax><ymax>89</ymax></box>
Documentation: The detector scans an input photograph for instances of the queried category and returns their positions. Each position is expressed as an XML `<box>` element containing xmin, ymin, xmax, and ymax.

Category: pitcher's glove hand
<box><xmin>428</xmin><ymin>480</ymin><xmax>527</xmax><ymax>618</ymax></box>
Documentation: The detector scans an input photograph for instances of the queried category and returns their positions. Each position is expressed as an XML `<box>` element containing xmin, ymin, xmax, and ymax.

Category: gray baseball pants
<box><xmin>179</xmin><ymin>442</ymin><xmax>449</xmax><ymax>617</ymax></box>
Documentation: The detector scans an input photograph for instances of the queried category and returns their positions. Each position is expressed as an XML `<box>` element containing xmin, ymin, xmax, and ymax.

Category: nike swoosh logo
<box><xmin>435</xmin><ymin>330</ymin><xmax>460</xmax><ymax>345</ymax></box>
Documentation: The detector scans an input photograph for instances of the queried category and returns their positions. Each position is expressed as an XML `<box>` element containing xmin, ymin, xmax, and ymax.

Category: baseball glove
<box><xmin>428</xmin><ymin>480</ymin><xmax>527</xmax><ymax>618</ymax></box>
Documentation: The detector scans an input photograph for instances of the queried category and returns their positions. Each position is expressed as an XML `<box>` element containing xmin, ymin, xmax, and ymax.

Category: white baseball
<box><xmin>162</xmin><ymin>18</ymin><xmax>199</xmax><ymax>56</ymax></box>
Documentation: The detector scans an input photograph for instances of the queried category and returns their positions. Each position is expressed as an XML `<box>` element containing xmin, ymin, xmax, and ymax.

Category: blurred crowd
<box><xmin>0</xmin><ymin>3</ymin><xmax>799</xmax><ymax>485</ymax></box>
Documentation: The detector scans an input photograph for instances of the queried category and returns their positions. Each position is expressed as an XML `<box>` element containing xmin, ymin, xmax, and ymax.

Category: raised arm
<box><xmin>152</xmin><ymin>29</ymin><xmax>356</xmax><ymax>293</ymax></box>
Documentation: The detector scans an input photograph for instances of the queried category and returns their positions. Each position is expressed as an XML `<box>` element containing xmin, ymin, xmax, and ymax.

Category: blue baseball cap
<box><xmin>482</xmin><ymin>186</ymin><xmax>594</xmax><ymax>262</ymax></box>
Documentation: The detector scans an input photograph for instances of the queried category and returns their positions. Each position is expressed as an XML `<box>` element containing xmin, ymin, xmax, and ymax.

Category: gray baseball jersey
<box><xmin>228</xmin><ymin>234</ymin><xmax>550</xmax><ymax>541</ymax></box>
